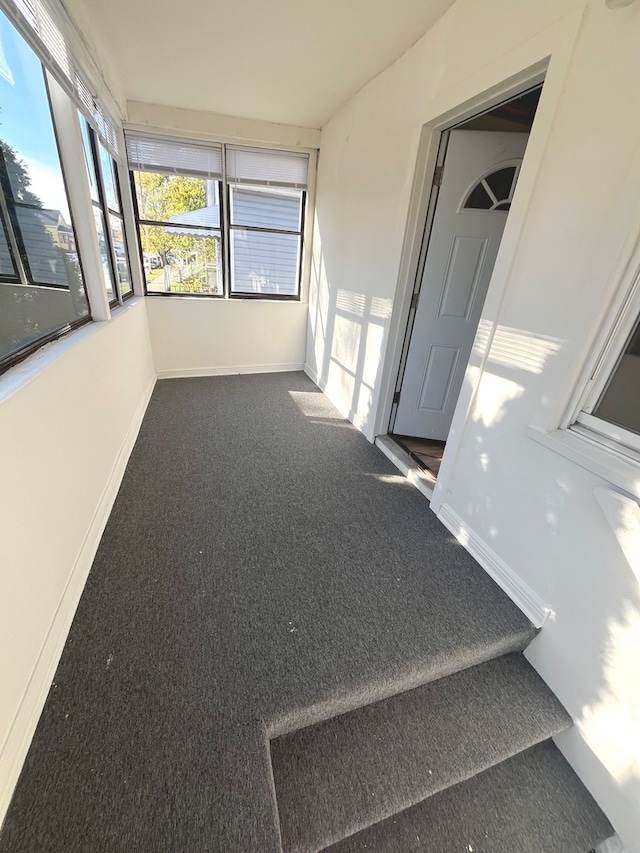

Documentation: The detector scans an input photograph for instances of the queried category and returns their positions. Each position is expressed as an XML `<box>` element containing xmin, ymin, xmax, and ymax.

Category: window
<box><xmin>0</xmin><ymin>9</ymin><xmax>90</xmax><ymax>370</ymax></box>
<box><xmin>79</xmin><ymin>113</ymin><xmax>132</xmax><ymax>303</ymax></box>
<box><xmin>127</xmin><ymin>134</ymin><xmax>223</xmax><ymax>296</ymax></box>
<box><xmin>462</xmin><ymin>164</ymin><xmax>522</xmax><ymax>212</ymax></box>
<box><xmin>126</xmin><ymin>132</ymin><xmax>309</xmax><ymax>299</ymax></box>
<box><xmin>572</xmin><ymin>299</ymin><xmax>640</xmax><ymax>459</ymax></box>
<box><xmin>227</xmin><ymin>146</ymin><xmax>307</xmax><ymax>297</ymax></box>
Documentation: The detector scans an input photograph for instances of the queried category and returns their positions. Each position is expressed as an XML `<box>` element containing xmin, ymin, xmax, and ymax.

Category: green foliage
<box><xmin>0</xmin><ymin>139</ymin><xmax>44</xmax><ymax>207</ymax></box>
<box><xmin>134</xmin><ymin>171</ymin><xmax>220</xmax><ymax>293</ymax></box>
<box><xmin>134</xmin><ymin>171</ymin><xmax>206</xmax><ymax>223</ymax></box>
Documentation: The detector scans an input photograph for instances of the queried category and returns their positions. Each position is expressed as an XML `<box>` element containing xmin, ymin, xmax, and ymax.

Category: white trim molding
<box><xmin>0</xmin><ymin>376</ymin><xmax>155</xmax><ymax>828</ymax></box>
<box><xmin>595</xmin><ymin>835</ymin><xmax>629</xmax><ymax>853</ymax></box>
<box><xmin>437</xmin><ymin>503</ymin><xmax>551</xmax><ymax>628</ymax></box>
<box><xmin>304</xmin><ymin>365</ymin><xmax>372</xmax><ymax>436</ymax></box>
<box><xmin>157</xmin><ymin>363</ymin><xmax>304</xmax><ymax>380</ymax></box>
<box><xmin>528</xmin><ymin>425</ymin><xmax>640</xmax><ymax>500</ymax></box>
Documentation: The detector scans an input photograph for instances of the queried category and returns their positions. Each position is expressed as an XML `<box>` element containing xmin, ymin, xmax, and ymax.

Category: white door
<box><xmin>394</xmin><ymin>129</ymin><xmax>528</xmax><ymax>439</ymax></box>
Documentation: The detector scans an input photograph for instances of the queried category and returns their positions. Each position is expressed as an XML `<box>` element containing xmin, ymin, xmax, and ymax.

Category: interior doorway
<box><xmin>389</xmin><ymin>85</ymin><xmax>542</xmax><ymax>483</ymax></box>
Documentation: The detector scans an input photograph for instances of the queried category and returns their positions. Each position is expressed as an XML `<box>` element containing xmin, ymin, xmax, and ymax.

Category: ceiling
<box><xmin>68</xmin><ymin>0</ymin><xmax>457</xmax><ymax>129</ymax></box>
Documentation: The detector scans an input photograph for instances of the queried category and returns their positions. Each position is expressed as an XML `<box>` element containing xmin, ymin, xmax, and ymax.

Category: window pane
<box><xmin>229</xmin><ymin>185</ymin><xmax>302</xmax><ymax>231</ymax></box>
<box><xmin>594</xmin><ymin>319</ymin><xmax>640</xmax><ymax>436</ymax></box>
<box><xmin>92</xmin><ymin>206</ymin><xmax>115</xmax><ymax>300</ymax></box>
<box><xmin>109</xmin><ymin>213</ymin><xmax>132</xmax><ymax>295</ymax></box>
<box><xmin>230</xmin><ymin>229</ymin><xmax>300</xmax><ymax>296</ymax></box>
<box><xmin>15</xmin><ymin>205</ymin><xmax>76</xmax><ymax>284</ymax></box>
<box><xmin>79</xmin><ymin>114</ymin><xmax>100</xmax><ymax>202</ymax></box>
<box><xmin>140</xmin><ymin>224</ymin><xmax>222</xmax><ymax>294</ymax></box>
<box><xmin>99</xmin><ymin>144</ymin><xmax>119</xmax><ymax>211</ymax></box>
<box><xmin>133</xmin><ymin>171</ymin><xmax>219</xmax><ymax>225</ymax></box>
<box><xmin>0</xmin><ymin>11</ymin><xmax>89</xmax><ymax>367</ymax></box>
<box><xmin>464</xmin><ymin>182</ymin><xmax>493</xmax><ymax>210</ymax></box>
<box><xmin>0</xmin><ymin>209</ymin><xmax>17</xmax><ymax>276</ymax></box>
<box><xmin>485</xmin><ymin>167</ymin><xmax>516</xmax><ymax>203</ymax></box>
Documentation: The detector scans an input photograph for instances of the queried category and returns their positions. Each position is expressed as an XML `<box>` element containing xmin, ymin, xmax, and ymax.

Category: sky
<box><xmin>0</xmin><ymin>11</ymin><xmax>70</xmax><ymax>219</ymax></box>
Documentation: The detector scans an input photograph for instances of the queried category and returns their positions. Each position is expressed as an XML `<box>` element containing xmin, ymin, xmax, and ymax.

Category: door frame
<box><xmin>373</xmin><ymin>60</ymin><xmax>550</xmax><ymax>508</ymax></box>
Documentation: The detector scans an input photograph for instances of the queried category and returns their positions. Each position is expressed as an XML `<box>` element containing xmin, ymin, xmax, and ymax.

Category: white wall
<box><xmin>126</xmin><ymin>102</ymin><xmax>317</xmax><ymax>379</ymax></box>
<box><xmin>147</xmin><ymin>297</ymin><xmax>308</xmax><ymax>377</ymax></box>
<box><xmin>126</xmin><ymin>102</ymin><xmax>321</xmax><ymax>150</ymax></box>
<box><xmin>0</xmin><ymin>299</ymin><xmax>155</xmax><ymax>824</ymax></box>
<box><xmin>308</xmin><ymin>0</ymin><xmax>640</xmax><ymax>848</ymax></box>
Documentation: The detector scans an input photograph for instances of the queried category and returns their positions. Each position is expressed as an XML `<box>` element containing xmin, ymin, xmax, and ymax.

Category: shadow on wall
<box><xmin>307</xmin><ymin>208</ymin><xmax>393</xmax><ymax>437</ymax></box>
<box><xmin>445</xmin><ymin>318</ymin><xmax>640</xmax><ymax>845</ymax></box>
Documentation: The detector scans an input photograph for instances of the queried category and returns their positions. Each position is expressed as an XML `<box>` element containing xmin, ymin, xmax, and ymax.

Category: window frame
<box><xmin>87</xmin><ymin>127</ymin><xmax>134</xmax><ymax>305</ymax></box>
<box><xmin>565</xmin><ymin>258</ymin><xmax>640</xmax><ymax>460</ymax></box>
<box><xmin>127</xmin><ymin>136</ymin><xmax>310</xmax><ymax>302</ymax></box>
<box><xmin>459</xmin><ymin>160</ymin><xmax>523</xmax><ymax>214</ymax></box>
<box><xmin>0</xmin><ymin>53</ymin><xmax>92</xmax><ymax>376</ymax></box>
<box><xmin>226</xmin><ymin>181</ymin><xmax>306</xmax><ymax>301</ymax></box>
<box><xmin>131</xmin><ymin>173</ymin><xmax>225</xmax><ymax>299</ymax></box>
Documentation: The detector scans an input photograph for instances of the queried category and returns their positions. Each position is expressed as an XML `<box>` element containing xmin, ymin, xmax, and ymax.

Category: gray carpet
<box><xmin>0</xmin><ymin>373</ymin><xmax>539</xmax><ymax>851</ymax></box>
<box><xmin>322</xmin><ymin>741</ymin><xmax>613</xmax><ymax>853</ymax></box>
<box><xmin>271</xmin><ymin>653</ymin><xmax>572</xmax><ymax>852</ymax></box>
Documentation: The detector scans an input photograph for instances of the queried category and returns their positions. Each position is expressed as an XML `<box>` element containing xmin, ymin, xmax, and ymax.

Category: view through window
<box><xmin>79</xmin><ymin>113</ymin><xmax>132</xmax><ymax>303</ymax></box>
<box><xmin>0</xmin><ymin>9</ymin><xmax>89</xmax><ymax>366</ymax></box>
<box><xmin>126</xmin><ymin>133</ymin><xmax>309</xmax><ymax>299</ymax></box>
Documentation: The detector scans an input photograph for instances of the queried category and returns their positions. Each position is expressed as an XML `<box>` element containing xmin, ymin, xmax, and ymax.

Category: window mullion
<box><xmin>89</xmin><ymin>128</ymin><xmax>120</xmax><ymax>304</ymax></box>
<box><xmin>46</xmin><ymin>70</ymin><xmax>110</xmax><ymax>320</ymax></box>
<box><xmin>0</xmin><ymin>180</ymin><xmax>30</xmax><ymax>286</ymax></box>
<box><xmin>115</xmin><ymin>145</ymin><xmax>145</xmax><ymax>297</ymax></box>
<box><xmin>221</xmin><ymin>147</ymin><xmax>230</xmax><ymax>298</ymax></box>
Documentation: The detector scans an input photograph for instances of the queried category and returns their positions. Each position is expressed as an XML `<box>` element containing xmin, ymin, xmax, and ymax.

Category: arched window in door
<box><xmin>461</xmin><ymin>163</ymin><xmax>521</xmax><ymax>212</ymax></box>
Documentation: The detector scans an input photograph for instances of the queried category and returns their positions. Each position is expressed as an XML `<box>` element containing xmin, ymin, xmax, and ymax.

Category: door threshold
<box><xmin>375</xmin><ymin>434</ymin><xmax>436</xmax><ymax>502</ymax></box>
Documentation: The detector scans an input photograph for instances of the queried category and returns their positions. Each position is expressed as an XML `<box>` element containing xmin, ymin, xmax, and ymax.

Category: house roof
<box><xmin>167</xmin><ymin>205</ymin><xmax>220</xmax><ymax>235</ymax></box>
<box><xmin>36</xmin><ymin>208</ymin><xmax>66</xmax><ymax>228</ymax></box>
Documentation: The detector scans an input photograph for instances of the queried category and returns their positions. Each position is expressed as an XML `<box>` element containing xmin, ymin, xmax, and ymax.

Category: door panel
<box><xmin>394</xmin><ymin>130</ymin><xmax>528</xmax><ymax>440</ymax></box>
<box><xmin>437</xmin><ymin>235</ymin><xmax>488</xmax><ymax>320</ymax></box>
<box><xmin>418</xmin><ymin>345</ymin><xmax>461</xmax><ymax>413</ymax></box>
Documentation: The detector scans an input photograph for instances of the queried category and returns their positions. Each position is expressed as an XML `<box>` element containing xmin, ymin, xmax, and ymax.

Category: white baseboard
<box><xmin>157</xmin><ymin>363</ymin><xmax>304</xmax><ymax>379</ymax></box>
<box><xmin>438</xmin><ymin>503</ymin><xmax>551</xmax><ymax>628</ymax></box>
<box><xmin>303</xmin><ymin>366</ymin><xmax>372</xmax><ymax>438</ymax></box>
<box><xmin>0</xmin><ymin>376</ymin><xmax>156</xmax><ymax>829</ymax></box>
<box><xmin>304</xmin><ymin>363</ymin><xmax>324</xmax><ymax>391</ymax></box>
<box><xmin>595</xmin><ymin>835</ymin><xmax>629</xmax><ymax>853</ymax></box>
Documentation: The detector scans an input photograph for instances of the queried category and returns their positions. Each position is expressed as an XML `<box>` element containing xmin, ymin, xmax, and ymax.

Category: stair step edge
<box><xmin>319</xmin><ymin>740</ymin><xmax>614</xmax><ymax>853</ymax></box>
<box><xmin>273</xmin><ymin>653</ymin><xmax>572</xmax><ymax>853</ymax></box>
<box><xmin>267</xmin><ymin>622</ymin><xmax>538</xmax><ymax>740</ymax></box>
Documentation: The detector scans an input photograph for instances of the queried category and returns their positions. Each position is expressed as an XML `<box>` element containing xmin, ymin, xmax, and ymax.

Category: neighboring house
<box><xmin>166</xmin><ymin>188</ymin><xmax>301</xmax><ymax>295</ymax></box>
<box><xmin>1</xmin><ymin>0</ymin><xmax>639</xmax><ymax>851</ymax></box>
<box><xmin>36</xmin><ymin>208</ymin><xmax>76</xmax><ymax>253</ymax></box>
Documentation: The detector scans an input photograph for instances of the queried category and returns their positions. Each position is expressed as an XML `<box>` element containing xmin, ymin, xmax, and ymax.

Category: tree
<box><xmin>0</xmin><ymin>139</ymin><xmax>44</xmax><ymax>207</ymax></box>
<box><xmin>134</xmin><ymin>172</ymin><xmax>219</xmax><ymax>293</ymax></box>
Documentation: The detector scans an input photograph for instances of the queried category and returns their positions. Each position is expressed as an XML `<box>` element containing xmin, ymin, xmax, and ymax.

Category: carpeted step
<box><xmin>322</xmin><ymin>740</ymin><xmax>613</xmax><ymax>853</ymax></box>
<box><xmin>271</xmin><ymin>653</ymin><xmax>572</xmax><ymax>853</ymax></box>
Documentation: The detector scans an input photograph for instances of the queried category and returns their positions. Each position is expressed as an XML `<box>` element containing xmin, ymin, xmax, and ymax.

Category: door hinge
<box><xmin>393</xmin><ymin>390</ymin><xmax>401</xmax><ymax>405</ymax></box>
<box><xmin>410</xmin><ymin>291</ymin><xmax>420</xmax><ymax>311</ymax></box>
<box><xmin>433</xmin><ymin>164</ymin><xmax>444</xmax><ymax>187</ymax></box>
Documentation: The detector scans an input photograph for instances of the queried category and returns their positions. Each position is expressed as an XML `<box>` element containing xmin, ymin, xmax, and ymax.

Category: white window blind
<box><xmin>125</xmin><ymin>133</ymin><xmax>223</xmax><ymax>179</ymax></box>
<box><xmin>1</xmin><ymin>0</ymin><xmax>120</xmax><ymax>156</ymax></box>
<box><xmin>226</xmin><ymin>146</ymin><xmax>309</xmax><ymax>189</ymax></box>
<box><xmin>75</xmin><ymin>72</ymin><xmax>119</xmax><ymax>155</ymax></box>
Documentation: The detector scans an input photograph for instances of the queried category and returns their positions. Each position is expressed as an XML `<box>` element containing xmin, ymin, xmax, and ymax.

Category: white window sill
<box><xmin>528</xmin><ymin>424</ymin><xmax>640</xmax><ymax>499</ymax></box>
<box><xmin>0</xmin><ymin>297</ymin><xmax>143</xmax><ymax>406</ymax></box>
